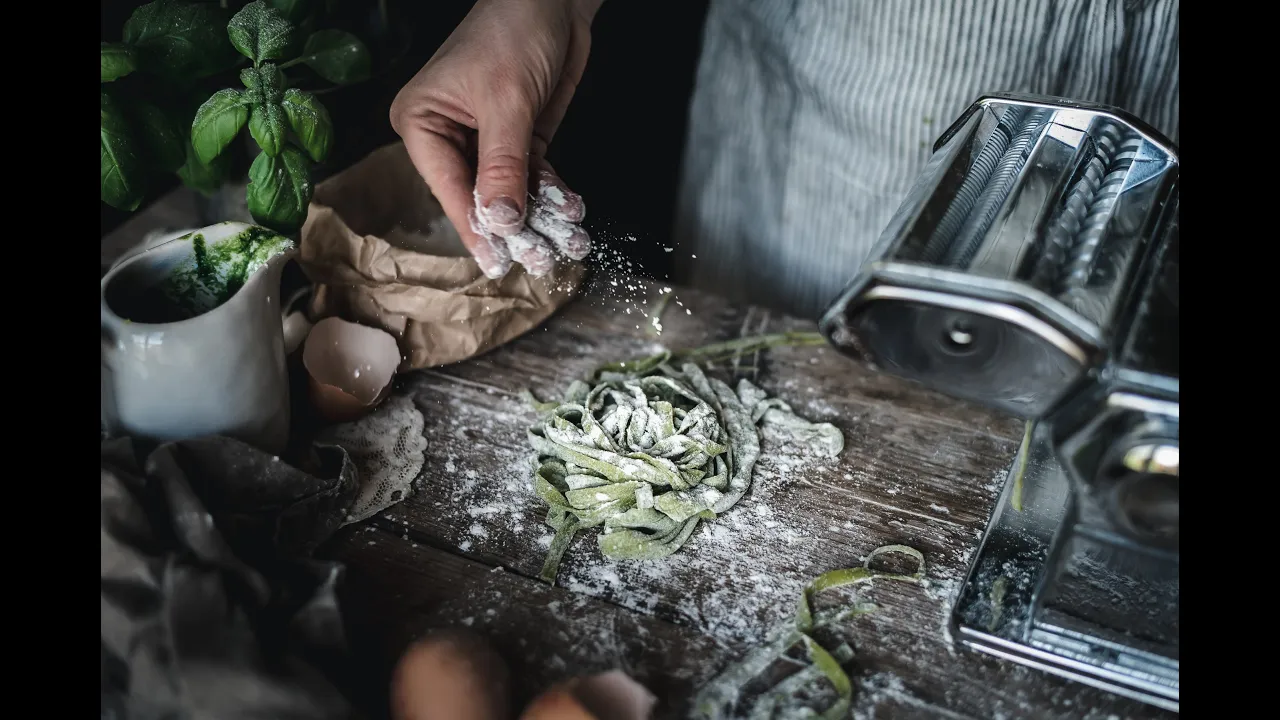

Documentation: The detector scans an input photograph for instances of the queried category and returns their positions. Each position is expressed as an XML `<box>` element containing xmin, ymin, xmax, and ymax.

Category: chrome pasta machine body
<box><xmin>819</xmin><ymin>94</ymin><xmax>1179</xmax><ymax>711</ymax></box>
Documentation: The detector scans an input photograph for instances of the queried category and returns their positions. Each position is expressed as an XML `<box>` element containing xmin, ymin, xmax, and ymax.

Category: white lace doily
<box><xmin>317</xmin><ymin>394</ymin><xmax>428</xmax><ymax>525</ymax></box>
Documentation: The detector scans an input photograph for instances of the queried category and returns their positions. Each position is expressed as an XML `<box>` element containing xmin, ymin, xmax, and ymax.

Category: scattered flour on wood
<box><xmin>850</xmin><ymin>671</ymin><xmax>972</xmax><ymax>719</ymax></box>
<box><xmin>415</xmin><ymin>391</ymin><xmax>552</xmax><ymax>563</ymax></box>
<box><xmin>553</xmin><ymin>417</ymin><xmax>857</xmax><ymax>646</ymax></box>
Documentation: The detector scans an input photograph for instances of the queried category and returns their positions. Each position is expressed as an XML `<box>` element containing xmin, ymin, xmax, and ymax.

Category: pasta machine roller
<box><xmin>819</xmin><ymin>93</ymin><xmax>1179</xmax><ymax>711</ymax></box>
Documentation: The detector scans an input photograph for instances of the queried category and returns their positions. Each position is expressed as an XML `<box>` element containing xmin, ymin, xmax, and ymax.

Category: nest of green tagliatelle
<box><xmin>524</xmin><ymin>334</ymin><xmax>844</xmax><ymax>584</ymax></box>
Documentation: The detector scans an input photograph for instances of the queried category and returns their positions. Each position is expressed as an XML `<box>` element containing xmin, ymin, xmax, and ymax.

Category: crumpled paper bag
<box><xmin>299</xmin><ymin>142</ymin><xmax>585</xmax><ymax>371</ymax></box>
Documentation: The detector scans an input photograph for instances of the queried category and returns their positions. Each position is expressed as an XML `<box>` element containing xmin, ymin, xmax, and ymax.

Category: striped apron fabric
<box><xmin>672</xmin><ymin>0</ymin><xmax>1179</xmax><ymax>319</ymax></box>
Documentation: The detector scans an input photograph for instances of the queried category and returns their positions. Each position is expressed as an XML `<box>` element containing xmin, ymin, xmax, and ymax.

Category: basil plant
<box><xmin>101</xmin><ymin>0</ymin><xmax>373</xmax><ymax>235</ymax></box>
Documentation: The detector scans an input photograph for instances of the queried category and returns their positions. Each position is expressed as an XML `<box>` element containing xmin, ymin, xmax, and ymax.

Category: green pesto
<box><xmin>158</xmin><ymin>225</ymin><xmax>293</xmax><ymax>319</ymax></box>
<box><xmin>192</xmin><ymin>234</ymin><xmax>211</xmax><ymax>281</ymax></box>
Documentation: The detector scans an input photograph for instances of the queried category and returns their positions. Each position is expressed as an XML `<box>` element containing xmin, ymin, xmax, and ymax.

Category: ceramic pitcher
<box><xmin>101</xmin><ymin>222</ymin><xmax>297</xmax><ymax>454</ymax></box>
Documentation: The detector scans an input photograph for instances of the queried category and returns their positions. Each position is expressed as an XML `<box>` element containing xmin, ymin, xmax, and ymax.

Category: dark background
<box><xmin>100</xmin><ymin>0</ymin><xmax>713</xmax><ymax>279</ymax></box>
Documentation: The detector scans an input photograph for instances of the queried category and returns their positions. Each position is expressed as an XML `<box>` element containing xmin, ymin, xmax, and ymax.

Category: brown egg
<box><xmin>521</xmin><ymin>671</ymin><xmax>656</xmax><ymax>720</ymax></box>
<box><xmin>520</xmin><ymin>686</ymin><xmax>599</xmax><ymax>720</ymax></box>
<box><xmin>302</xmin><ymin>317</ymin><xmax>400</xmax><ymax>422</ymax></box>
<box><xmin>391</xmin><ymin>631</ymin><xmax>510</xmax><ymax>720</ymax></box>
<box><xmin>571</xmin><ymin>671</ymin><xmax>656</xmax><ymax>720</ymax></box>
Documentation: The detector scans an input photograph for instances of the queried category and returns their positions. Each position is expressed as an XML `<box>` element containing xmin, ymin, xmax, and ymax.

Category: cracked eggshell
<box><xmin>302</xmin><ymin>317</ymin><xmax>400</xmax><ymax>423</ymax></box>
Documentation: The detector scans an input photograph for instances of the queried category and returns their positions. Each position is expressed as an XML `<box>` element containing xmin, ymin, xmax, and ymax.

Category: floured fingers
<box><xmin>527</xmin><ymin>169</ymin><xmax>591</xmax><ymax>261</ymax></box>
<box><xmin>532</xmin><ymin>169</ymin><xmax>585</xmax><ymax>222</ymax></box>
<box><xmin>528</xmin><ymin>203</ymin><xmax>591</xmax><ymax>261</ymax></box>
<box><xmin>468</xmin><ymin>168</ymin><xmax>591</xmax><ymax>278</ymax></box>
<box><xmin>469</xmin><ymin>208</ymin><xmax>559</xmax><ymax>279</ymax></box>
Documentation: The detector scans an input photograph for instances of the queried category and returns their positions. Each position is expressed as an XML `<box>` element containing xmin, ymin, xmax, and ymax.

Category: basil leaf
<box><xmin>267</xmin><ymin>0</ymin><xmax>313</xmax><ymax>24</ymax></box>
<box><xmin>177</xmin><ymin>141</ymin><xmax>234</xmax><ymax>196</ymax></box>
<box><xmin>280</xmin><ymin>89</ymin><xmax>332</xmax><ymax>162</ymax></box>
<box><xmin>249</xmin><ymin>103</ymin><xmax>288</xmax><ymax>157</ymax></box>
<box><xmin>191</xmin><ymin>89</ymin><xmax>249</xmax><ymax>165</ymax></box>
<box><xmin>247</xmin><ymin>147</ymin><xmax>313</xmax><ymax>234</ymax></box>
<box><xmin>298</xmin><ymin>30</ymin><xmax>371</xmax><ymax>85</ymax></box>
<box><xmin>101</xmin><ymin>93</ymin><xmax>146</xmax><ymax>211</ymax></box>
<box><xmin>122</xmin><ymin>0</ymin><xmax>237</xmax><ymax>80</ymax></box>
<box><xmin>241</xmin><ymin>85</ymin><xmax>265</xmax><ymax>108</ymax></box>
<box><xmin>240</xmin><ymin>63</ymin><xmax>285</xmax><ymax>97</ymax></box>
<box><xmin>228</xmin><ymin>1</ymin><xmax>296</xmax><ymax>65</ymax></box>
<box><xmin>128</xmin><ymin>99</ymin><xmax>186</xmax><ymax>172</ymax></box>
<box><xmin>101</xmin><ymin>43</ymin><xmax>136</xmax><ymax>82</ymax></box>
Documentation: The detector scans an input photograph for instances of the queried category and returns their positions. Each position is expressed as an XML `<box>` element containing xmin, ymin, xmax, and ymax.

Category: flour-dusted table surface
<box><xmin>317</xmin><ymin>275</ymin><xmax>1171</xmax><ymax>720</ymax></box>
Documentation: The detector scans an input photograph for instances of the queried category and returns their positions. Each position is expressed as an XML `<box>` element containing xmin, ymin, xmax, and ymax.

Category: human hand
<box><xmin>390</xmin><ymin>0</ymin><xmax>601</xmax><ymax>280</ymax></box>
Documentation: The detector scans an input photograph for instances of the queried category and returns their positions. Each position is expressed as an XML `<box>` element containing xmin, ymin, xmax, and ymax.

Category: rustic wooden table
<box><xmin>314</xmin><ymin>274</ymin><xmax>1174</xmax><ymax>720</ymax></box>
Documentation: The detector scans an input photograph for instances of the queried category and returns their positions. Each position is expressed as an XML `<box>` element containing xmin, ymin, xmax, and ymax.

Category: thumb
<box><xmin>474</xmin><ymin>106</ymin><xmax>535</xmax><ymax>237</ymax></box>
<box><xmin>399</xmin><ymin>125</ymin><xmax>512</xmax><ymax>279</ymax></box>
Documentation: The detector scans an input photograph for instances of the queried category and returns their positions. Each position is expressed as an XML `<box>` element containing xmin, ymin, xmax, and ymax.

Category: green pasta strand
<box><xmin>802</xmin><ymin>636</ymin><xmax>852</xmax><ymax>720</ymax></box>
<box><xmin>692</xmin><ymin>544</ymin><xmax>926</xmax><ymax>720</ymax></box>
<box><xmin>540</xmin><ymin>519</ymin><xmax>580</xmax><ymax>584</ymax></box>
<box><xmin>746</xmin><ymin>644</ymin><xmax>855</xmax><ymax>720</ymax></box>
<box><xmin>589</xmin><ymin>331</ymin><xmax>826</xmax><ymax>383</ymax></box>
<box><xmin>1010</xmin><ymin>420</ymin><xmax>1034</xmax><ymax>512</ymax></box>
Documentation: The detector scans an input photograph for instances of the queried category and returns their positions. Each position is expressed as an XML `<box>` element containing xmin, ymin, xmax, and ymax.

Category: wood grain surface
<box><xmin>318</xmin><ymin>275</ymin><xmax>1174</xmax><ymax>720</ymax></box>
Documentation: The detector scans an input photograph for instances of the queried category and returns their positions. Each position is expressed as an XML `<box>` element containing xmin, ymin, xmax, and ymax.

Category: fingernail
<box><xmin>484</xmin><ymin>196</ymin><xmax>523</xmax><ymax>226</ymax></box>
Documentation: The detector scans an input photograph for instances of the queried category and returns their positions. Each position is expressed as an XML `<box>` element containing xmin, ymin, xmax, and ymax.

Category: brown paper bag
<box><xmin>299</xmin><ymin>142</ymin><xmax>585</xmax><ymax>370</ymax></box>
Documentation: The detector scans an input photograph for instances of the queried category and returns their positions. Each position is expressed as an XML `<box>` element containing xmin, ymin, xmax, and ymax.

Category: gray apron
<box><xmin>673</xmin><ymin>0</ymin><xmax>1179</xmax><ymax>318</ymax></box>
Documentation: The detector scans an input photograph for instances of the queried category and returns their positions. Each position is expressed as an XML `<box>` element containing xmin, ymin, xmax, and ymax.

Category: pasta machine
<box><xmin>819</xmin><ymin>93</ymin><xmax>1179</xmax><ymax>711</ymax></box>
